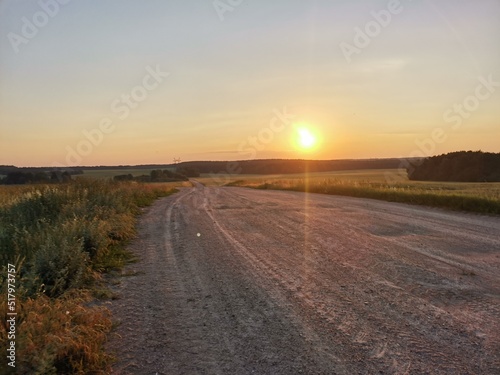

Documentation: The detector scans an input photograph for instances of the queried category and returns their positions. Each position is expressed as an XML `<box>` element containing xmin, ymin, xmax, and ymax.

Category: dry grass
<box><xmin>0</xmin><ymin>180</ymin><xmax>177</xmax><ymax>373</ymax></box>
<box><xmin>225</xmin><ymin>169</ymin><xmax>500</xmax><ymax>214</ymax></box>
<box><xmin>0</xmin><ymin>291</ymin><xmax>112</xmax><ymax>374</ymax></box>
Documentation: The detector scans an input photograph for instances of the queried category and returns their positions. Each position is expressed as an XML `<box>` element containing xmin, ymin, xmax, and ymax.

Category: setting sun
<box><xmin>296</xmin><ymin>127</ymin><xmax>318</xmax><ymax>151</ymax></box>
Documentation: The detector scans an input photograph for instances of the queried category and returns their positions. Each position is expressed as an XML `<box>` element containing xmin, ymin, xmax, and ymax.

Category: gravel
<box><xmin>106</xmin><ymin>183</ymin><xmax>500</xmax><ymax>374</ymax></box>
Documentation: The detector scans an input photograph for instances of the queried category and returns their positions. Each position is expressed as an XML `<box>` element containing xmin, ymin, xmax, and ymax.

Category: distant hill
<box><xmin>408</xmin><ymin>151</ymin><xmax>500</xmax><ymax>182</ymax></box>
<box><xmin>171</xmin><ymin>158</ymin><xmax>411</xmax><ymax>175</ymax></box>
<box><xmin>1</xmin><ymin>158</ymin><xmax>417</xmax><ymax>177</ymax></box>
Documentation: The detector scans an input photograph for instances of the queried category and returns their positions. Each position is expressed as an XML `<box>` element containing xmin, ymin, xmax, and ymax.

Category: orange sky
<box><xmin>1</xmin><ymin>0</ymin><xmax>499</xmax><ymax>167</ymax></box>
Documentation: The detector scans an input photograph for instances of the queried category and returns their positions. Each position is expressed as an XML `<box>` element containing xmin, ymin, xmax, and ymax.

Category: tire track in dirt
<box><xmin>107</xmin><ymin>183</ymin><xmax>500</xmax><ymax>374</ymax></box>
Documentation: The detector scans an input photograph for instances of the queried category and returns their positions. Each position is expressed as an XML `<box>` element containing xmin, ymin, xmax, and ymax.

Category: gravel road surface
<box><xmin>106</xmin><ymin>183</ymin><xmax>500</xmax><ymax>374</ymax></box>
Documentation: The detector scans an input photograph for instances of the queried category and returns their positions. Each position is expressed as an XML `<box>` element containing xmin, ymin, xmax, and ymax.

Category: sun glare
<box><xmin>297</xmin><ymin>127</ymin><xmax>317</xmax><ymax>150</ymax></box>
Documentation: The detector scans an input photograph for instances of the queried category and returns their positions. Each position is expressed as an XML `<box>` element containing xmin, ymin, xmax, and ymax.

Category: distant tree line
<box><xmin>2</xmin><ymin>159</ymin><xmax>412</xmax><ymax>179</ymax></box>
<box><xmin>171</xmin><ymin>158</ymin><xmax>410</xmax><ymax>175</ymax></box>
<box><xmin>0</xmin><ymin>171</ymin><xmax>73</xmax><ymax>185</ymax></box>
<box><xmin>113</xmin><ymin>168</ymin><xmax>198</xmax><ymax>183</ymax></box>
<box><xmin>0</xmin><ymin>166</ymin><xmax>83</xmax><ymax>185</ymax></box>
<box><xmin>408</xmin><ymin>151</ymin><xmax>500</xmax><ymax>182</ymax></box>
<box><xmin>0</xmin><ymin>166</ymin><xmax>83</xmax><ymax>176</ymax></box>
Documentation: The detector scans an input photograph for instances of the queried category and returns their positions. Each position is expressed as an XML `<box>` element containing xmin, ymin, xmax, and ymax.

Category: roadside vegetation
<box><xmin>0</xmin><ymin>180</ymin><xmax>179</xmax><ymax>374</ymax></box>
<box><xmin>224</xmin><ymin>169</ymin><xmax>500</xmax><ymax>215</ymax></box>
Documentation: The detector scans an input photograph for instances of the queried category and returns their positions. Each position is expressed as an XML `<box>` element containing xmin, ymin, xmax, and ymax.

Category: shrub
<box><xmin>30</xmin><ymin>234</ymin><xmax>89</xmax><ymax>298</ymax></box>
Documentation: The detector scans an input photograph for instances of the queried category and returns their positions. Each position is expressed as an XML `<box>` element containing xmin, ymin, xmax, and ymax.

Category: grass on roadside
<box><xmin>0</xmin><ymin>180</ymin><xmax>178</xmax><ymax>374</ymax></box>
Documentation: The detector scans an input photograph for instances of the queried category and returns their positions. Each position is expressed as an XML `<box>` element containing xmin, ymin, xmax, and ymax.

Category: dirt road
<box><xmin>106</xmin><ymin>183</ymin><xmax>500</xmax><ymax>374</ymax></box>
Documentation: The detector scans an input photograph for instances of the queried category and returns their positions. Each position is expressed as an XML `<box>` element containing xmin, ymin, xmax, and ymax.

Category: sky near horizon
<box><xmin>0</xmin><ymin>0</ymin><xmax>499</xmax><ymax>167</ymax></box>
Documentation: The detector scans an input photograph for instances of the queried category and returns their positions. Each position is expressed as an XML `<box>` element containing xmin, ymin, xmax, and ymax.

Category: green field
<box><xmin>198</xmin><ymin>169</ymin><xmax>500</xmax><ymax>214</ymax></box>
